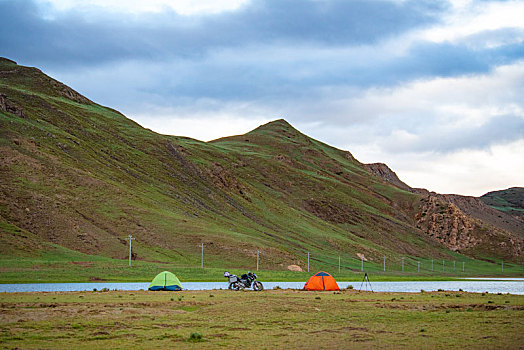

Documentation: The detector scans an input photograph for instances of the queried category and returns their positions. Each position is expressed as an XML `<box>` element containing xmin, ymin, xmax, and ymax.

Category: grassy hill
<box><xmin>0</xmin><ymin>58</ymin><xmax>522</xmax><ymax>281</ymax></box>
<box><xmin>481</xmin><ymin>187</ymin><xmax>524</xmax><ymax>223</ymax></box>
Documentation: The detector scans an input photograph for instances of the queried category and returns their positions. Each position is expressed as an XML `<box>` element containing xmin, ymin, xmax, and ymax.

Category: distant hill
<box><xmin>481</xmin><ymin>187</ymin><xmax>524</xmax><ymax>223</ymax></box>
<box><xmin>0</xmin><ymin>57</ymin><xmax>522</xmax><ymax>268</ymax></box>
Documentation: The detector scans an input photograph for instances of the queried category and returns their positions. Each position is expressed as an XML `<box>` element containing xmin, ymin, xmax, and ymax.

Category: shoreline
<box><xmin>2</xmin><ymin>279</ymin><xmax>523</xmax><ymax>295</ymax></box>
<box><xmin>1</xmin><ymin>275</ymin><xmax>523</xmax><ymax>284</ymax></box>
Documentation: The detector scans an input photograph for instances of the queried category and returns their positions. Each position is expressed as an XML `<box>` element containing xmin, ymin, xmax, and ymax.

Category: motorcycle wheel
<box><xmin>253</xmin><ymin>281</ymin><xmax>264</xmax><ymax>291</ymax></box>
<box><xmin>229</xmin><ymin>282</ymin><xmax>240</xmax><ymax>291</ymax></box>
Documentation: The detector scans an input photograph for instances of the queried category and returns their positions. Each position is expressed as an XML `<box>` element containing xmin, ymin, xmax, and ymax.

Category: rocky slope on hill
<box><xmin>0</xmin><ymin>57</ymin><xmax>522</xmax><ymax>267</ymax></box>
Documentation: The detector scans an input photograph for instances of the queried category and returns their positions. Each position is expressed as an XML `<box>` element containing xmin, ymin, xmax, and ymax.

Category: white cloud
<box><xmin>133</xmin><ymin>115</ymin><xmax>271</xmax><ymax>142</ymax></box>
<box><xmin>419</xmin><ymin>0</ymin><xmax>524</xmax><ymax>46</ymax></box>
<box><xmin>130</xmin><ymin>103</ymin><xmax>273</xmax><ymax>141</ymax></box>
<box><xmin>394</xmin><ymin>139</ymin><xmax>524</xmax><ymax>196</ymax></box>
<box><xmin>345</xmin><ymin>139</ymin><xmax>524</xmax><ymax>197</ymax></box>
<box><xmin>320</xmin><ymin>60</ymin><xmax>524</xmax><ymax>130</ymax></box>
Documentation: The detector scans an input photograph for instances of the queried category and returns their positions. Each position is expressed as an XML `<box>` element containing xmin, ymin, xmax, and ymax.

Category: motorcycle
<box><xmin>224</xmin><ymin>271</ymin><xmax>264</xmax><ymax>291</ymax></box>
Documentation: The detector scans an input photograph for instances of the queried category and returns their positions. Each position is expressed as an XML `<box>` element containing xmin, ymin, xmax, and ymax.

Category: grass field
<box><xmin>0</xmin><ymin>289</ymin><xmax>522</xmax><ymax>349</ymax></box>
<box><xmin>1</xmin><ymin>253</ymin><xmax>522</xmax><ymax>284</ymax></box>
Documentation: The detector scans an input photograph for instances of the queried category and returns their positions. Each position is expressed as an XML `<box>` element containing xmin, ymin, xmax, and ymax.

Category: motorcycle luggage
<box><xmin>228</xmin><ymin>275</ymin><xmax>238</xmax><ymax>283</ymax></box>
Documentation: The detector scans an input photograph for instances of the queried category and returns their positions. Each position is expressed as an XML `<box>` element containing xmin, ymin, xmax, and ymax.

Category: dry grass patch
<box><xmin>0</xmin><ymin>290</ymin><xmax>522</xmax><ymax>349</ymax></box>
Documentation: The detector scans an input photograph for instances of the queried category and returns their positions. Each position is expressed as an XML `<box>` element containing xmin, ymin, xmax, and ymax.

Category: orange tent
<box><xmin>304</xmin><ymin>271</ymin><xmax>340</xmax><ymax>291</ymax></box>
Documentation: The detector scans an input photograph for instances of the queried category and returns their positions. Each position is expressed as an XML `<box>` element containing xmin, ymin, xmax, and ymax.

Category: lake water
<box><xmin>1</xmin><ymin>279</ymin><xmax>523</xmax><ymax>294</ymax></box>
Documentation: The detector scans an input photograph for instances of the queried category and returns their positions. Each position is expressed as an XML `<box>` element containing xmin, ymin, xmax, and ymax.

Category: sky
<box><xmin>1</xmin><ymin>0</ymin><xmax>523</xmax><ymax>196</ymax></box>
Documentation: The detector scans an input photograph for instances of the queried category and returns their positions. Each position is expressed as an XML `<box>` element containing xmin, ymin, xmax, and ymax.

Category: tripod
<box><xmin>359</xmin><ymin>272</ymin><xmax>373</xmax><ymax>292</ymax></box>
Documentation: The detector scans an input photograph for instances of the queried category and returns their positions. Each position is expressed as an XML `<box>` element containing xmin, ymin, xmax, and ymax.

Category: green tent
<box><xmin>148</xmin><ymin>271</ymin><xmax>182</xmax><ymax>291</ymax></box>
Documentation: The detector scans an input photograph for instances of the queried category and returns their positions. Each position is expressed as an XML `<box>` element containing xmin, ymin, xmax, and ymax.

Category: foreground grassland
<box><xmin>0</xmin><ymin>290</ymin><xmax>522</xmax><ymax>349</ymax></box>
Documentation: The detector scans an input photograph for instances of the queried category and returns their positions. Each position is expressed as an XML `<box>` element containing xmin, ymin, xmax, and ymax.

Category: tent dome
<box><xmin>304</xmin><ymin>271</ymin><xmax>339</xmax><ymax>291</ymax></box>
<box><xmin>149</xmin><ymin>271</ymin><xmax>182</xmax><ymax>291</ymax></box>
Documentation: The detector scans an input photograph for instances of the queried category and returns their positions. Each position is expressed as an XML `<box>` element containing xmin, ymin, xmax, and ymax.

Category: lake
<box><xmin>1</xmin><ymin>279</ymin><xmax>523</xmax><ymax>294</ymax></box>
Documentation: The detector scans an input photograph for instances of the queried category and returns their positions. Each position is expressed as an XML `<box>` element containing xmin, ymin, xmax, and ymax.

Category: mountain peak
<box><xmin>248</xmin><ymin>118</ymin><xmax>301</xmax><ymax>136</ymax></box>
<box><xmin>266</xmin><ymin>118</ymin><xmax>292</xmax><ymax>127</ymax></box>
<box><xmin>253</xmin><ymin>118</ymin><xmax>293</xmax><ymax>130</ymax></box>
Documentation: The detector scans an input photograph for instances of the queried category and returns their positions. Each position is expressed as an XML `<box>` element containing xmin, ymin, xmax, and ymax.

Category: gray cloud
<box><xmin>43</xmin><ymin>39</ymin><xmax>524</xmax><ymax>117</ymax></box>
<box><xmin>383</xmin><ymin>115</ymin><xmax>524</xmax><ymax>153</ymax></box>
<box><xmin>1</xmin><ymin>0</ymin><xmax>446</xmax><ymax>67</ymax></box>
<box><xmin>2</xmin><ymin>0</ymin><xmax>522</xmax><ymax>103</ymax></box>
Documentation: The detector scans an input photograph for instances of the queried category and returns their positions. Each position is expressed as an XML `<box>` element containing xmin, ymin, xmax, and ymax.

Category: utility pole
<box><xmin>200</xmin><ymin>243</ymin><xmax>204</xmax><ymax>268</ymax></box>
<box><xmin>257</xmin><ymin>250</ymin><xmax>260</xmax><ymax>271</ymax></box>
<box><xmin>361</xmin><ymin>256</ymin><xmax>364</xmax><ymax>272</ymax></box>
<box><xmin>383</xmin><ymin>256</ymin><xmax>386</xmax><ymax>272</ymax></box>
<box><xmin>125</xmin><ymin>234</ymin><xmax>135</xmax><ymax>267</ymax></box>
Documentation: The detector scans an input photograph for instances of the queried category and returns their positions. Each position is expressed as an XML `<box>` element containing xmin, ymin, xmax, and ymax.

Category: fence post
<box><xmin>338</xmin><ymin>256</ymin><xmax>341</xmax><ymax>273</ymax></box>
<box><xmin>200</xmin><ymin>243</ymin><xmax>204</xmax><ymax>268</ymax></box>
<box><xmin>383</xmin><ymin>256</ymin><xmax>386</xmax><ymax>272</ymax></box>
<box><xmin>402</xmin><ymin>257</ymin><xmax>404</xmax><ymax>272</ymax></box>
<box><xmin>257</xmin><ymin>250</ymin><xmax>259</xmax><ymax>271</ymax></box>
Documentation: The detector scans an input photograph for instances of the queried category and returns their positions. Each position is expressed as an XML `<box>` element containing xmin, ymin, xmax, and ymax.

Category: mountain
<box><xmin>481</xmin><ymin>187</ymin><xmax>524</xmax><ymax>223</ymax></box>
<box><xmin>1</xmin><ymin>57</ymin><xmax>523</xmax><ymax>270</ymax></box>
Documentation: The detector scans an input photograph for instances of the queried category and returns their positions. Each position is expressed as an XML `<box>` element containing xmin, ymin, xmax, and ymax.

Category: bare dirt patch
<box><xmin>287</xmin><ymin>264</ymin><xmax>302</xmax><ymax>272</ymax></box>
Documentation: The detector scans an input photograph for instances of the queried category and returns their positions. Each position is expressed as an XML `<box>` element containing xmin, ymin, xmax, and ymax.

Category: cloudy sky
<box><xmin>1</xmin><ymin>0</ymin><xmax>523</xmax><ymax>196</ymax></box>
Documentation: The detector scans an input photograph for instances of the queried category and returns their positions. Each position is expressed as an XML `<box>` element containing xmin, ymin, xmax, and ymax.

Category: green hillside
<box><xmin>481</xmin><ymin>187</ymin><xmax>524</xmax><ymax>222</ymax></box>
<box><xmin>0</xmin><ymin>58</ymin><xmax>522</xmax><ymax>282</ymax></box>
